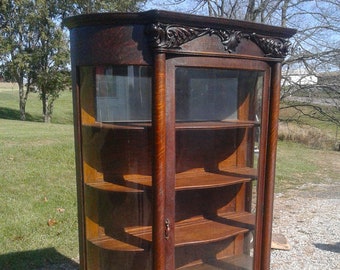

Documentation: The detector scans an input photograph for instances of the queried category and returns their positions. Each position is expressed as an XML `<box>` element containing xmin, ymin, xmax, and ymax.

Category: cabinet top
<box><xmin>64</xmin><ymin>9</ymin><xmax>296</xmax><ymax>39</ymax></box>
<box><xmin>64</xmin><ymin>10</ymin><xmax>296</xmax><ymax>59</ymax></box>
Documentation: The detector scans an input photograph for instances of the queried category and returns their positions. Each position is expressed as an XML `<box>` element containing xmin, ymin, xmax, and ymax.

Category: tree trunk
<box><xmin>281</xmin><ymin>0</ymin><xmax>290</xmax><ymax>27</ymax></box>
<box><xmin>245</xmin><ymin>0</ymin><xmax>256</xmax><ymax>21</ymax></box>
<box><xmin>45</xmin><ymin>100</ymin><xmax>52</xmax><ymax>123</ymax></box>
<box><xmin>207</xmin><ymin>0</ymin><xmax>215</xmax><ymax>17</ymax></box>
<box><xmin>44</xmin><ymin>113</ymin><xmax>51</xmax><ymax>123</ymax></box>
<box><xmin>18</xmin><ymin>81</ymin><xmax>26</xmax><ymax>121</ymax></box>
<box><xmin>41</xmin><ymin>91</ymin><xmax>51</xmax><ymax>123</ymax></box>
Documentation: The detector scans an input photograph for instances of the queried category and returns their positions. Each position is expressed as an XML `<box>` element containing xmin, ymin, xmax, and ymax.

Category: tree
<box><xmin>0</xmin><ymin>0</ymin><xmax>147</xmax><ymax>122</ymax></box>
<box><xmin>57</xmin><ymin>0</ymin><xmax>147</xmax><ymax>17</ymax></box>
<box><xmin>0</xmin><ymin>0</ymin><xmax>36</xmax><ymax>121</ymax></box>
<box><xmin>278</xmin><ymin>1</ymin><xmax>340</xmax><ymax>126</ymax></box>
<box><xmin>31</xmin><ymin>1</ymin><xmax>71</xmax><ymax>122</ymax></box>
<box><xmin>151</xmin><ymin>0</ymin><xmax>340</xmax><ymax>126</ymax></box>
<box><xmin>0</xmin><ymin>0</ymin><xmax>70</xmax><ymax>122</ymax></box>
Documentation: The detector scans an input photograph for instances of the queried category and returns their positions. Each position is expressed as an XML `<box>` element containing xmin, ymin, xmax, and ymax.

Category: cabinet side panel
<box><xmin>70</xmin><ymin>25</ymin><xmax>152</xmax><ymax>66</ymax></box>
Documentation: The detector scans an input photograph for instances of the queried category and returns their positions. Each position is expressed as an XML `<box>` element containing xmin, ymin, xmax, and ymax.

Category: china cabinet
<box><xmin>65</xmin><ymin>10</ymin><xmax>296</xmax><ymax>270</ymax></box>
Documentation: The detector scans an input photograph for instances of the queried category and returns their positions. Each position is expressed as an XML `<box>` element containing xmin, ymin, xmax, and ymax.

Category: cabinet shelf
<box><xmin>83</xmin><ymin>120</ymin><xmax>259</xmax><ymax>131</ymax></box>
<box><xmin>89</xmin><ymin>212</ymin><xmax>254</xmax><ymax>252</ymax></box>
<box><xmin>86</xmin><ymin>175</ymin><xmax>151</xmax><ymax>193</ymax></box>
<box><xmin>173</xmin><ymin>212</ymin><xmax>255</xmax><ymax>247</ymax></box>
<box><xmin>178</xmin><ymin>254</ymin><xmax>253</xmax><ymax>269</ymax></box>
<box><xmin>88</xmin><ymin>236</ymin><xmax>147</xmax><ymax>252</ymax></box>
<box><xmin>85</xmin><ymin>167</ymin><xmax>257</xmax><ymax>193</ymax></box>
<box><xmin>86</xmin><ymin>181</ymin><xmax>146</xmax><ymax>193</ymax></box>
<box><xmin>175</xmin><ymin>168</ymin><xmax>257</xmax><ymax>191</ymax></box>
<box><xmin>175</xmin><ymin>120</ymin><xmax>259</xmax><ymax>130</ymax></box>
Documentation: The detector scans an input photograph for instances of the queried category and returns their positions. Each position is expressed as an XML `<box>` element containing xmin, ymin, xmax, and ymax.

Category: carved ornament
<box><xmin>146</xmin><ymin>23</ymin><xmax>210</xmax><ymax>49</ymax></box>
<box><xmin>249</xmin><ymin>34</ymin><xmax>291</xmax><ymax>58</ymax></box>
<box><xmin>146</xmin><ymin>23</ymin><xmax>290</xmax><ymax>57</ymax></box>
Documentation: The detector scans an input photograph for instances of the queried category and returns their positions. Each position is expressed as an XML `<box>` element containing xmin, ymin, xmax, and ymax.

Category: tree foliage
<box><xmin>0</xmin><ymin>0</ymin><xmax>36</xmax><ymax>120</ymax></box>
<box><xmin>0</xmin><ymin>0</ymin><xmax>70</xmax><ymax>122</ymax></box>
<box><xmin>0</xmin><ymin>0</ymin><xmax>146</xmax><ymax>122</ymax></box>
<box><xmin>31</xmin><ymin>1</ymin><xmax>70</xmax><ymax>123</ymax></box>
<box><xmin>57</xmin><ymin>0</ymin><xmax>147</xmax><ymax>17</ymax></box>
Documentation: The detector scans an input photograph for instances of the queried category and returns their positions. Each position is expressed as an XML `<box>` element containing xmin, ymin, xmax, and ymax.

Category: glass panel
<box><xmin>96</xmin><ymin>65</ymin><xmax>152</xmax><ymax>122</ymax></box>
<box><xmin>174</xmin><ymin>67</ymin><xmax>264</xmax><ymax>269</ymax></box>
<box><xmin>79</xmin><ymin>66</ymin><xmax>153</xmax><ymax>269</ymax></box>
<box><xmin>176</xmin><ymin>68</ymin><xmax>238</xmax><ymax>121</ymax></box>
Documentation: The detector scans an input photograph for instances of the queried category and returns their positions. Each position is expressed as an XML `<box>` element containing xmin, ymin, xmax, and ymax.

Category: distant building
<box><xmin>282</xmin><ymin>68</ymin><xmax>318</xmax><ymax>86</ymax></box>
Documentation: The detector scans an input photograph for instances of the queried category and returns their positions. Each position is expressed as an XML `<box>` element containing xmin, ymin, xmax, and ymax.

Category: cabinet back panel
<box><xmin>82</xmin><ymin>127</ymin><xmax>153</xmax><ymax>178</ymax></box>
<box><xmin>176</xmin><ymin>129</ymin><xmax>245</xmax><ymax>172</ymax></box>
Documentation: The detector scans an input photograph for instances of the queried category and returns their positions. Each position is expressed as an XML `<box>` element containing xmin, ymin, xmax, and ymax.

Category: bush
<box><xmin>278</xmin><ymin>122</ymin><xmax>337</xmax><ymax>150</ymax></box>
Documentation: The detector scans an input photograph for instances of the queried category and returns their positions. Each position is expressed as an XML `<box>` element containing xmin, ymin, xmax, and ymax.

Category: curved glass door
<box><xmin>172</xmin><ymin>65</ymin><xmax>266</xmax><ymax>269</ymax></box>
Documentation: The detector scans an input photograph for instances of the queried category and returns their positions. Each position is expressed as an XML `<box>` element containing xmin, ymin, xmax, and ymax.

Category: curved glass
<box><xmin>95</xmin><ymin>66</ymin><xmax>152</xmax><ymax>122</ymax></box>
<box><xmin>79</xmin><ymin>66</ymin><xmax>153</xmax><ymax>269</ymax></box>
<box><xmin>174</xmin><ymin>67</ymin><xmax>264</xmax><ymax>269</ymax></box>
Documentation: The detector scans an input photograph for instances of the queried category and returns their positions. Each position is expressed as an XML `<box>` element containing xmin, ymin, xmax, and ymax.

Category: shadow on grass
<box><xmin>0</xmin><ymin>247</ymin><xmax>79</xmax><ymax>269</ymax></box>
<box><xmin>0</xmin><ymin>107</ymin><xmax>42</xmax><ymax>122</ymax></box>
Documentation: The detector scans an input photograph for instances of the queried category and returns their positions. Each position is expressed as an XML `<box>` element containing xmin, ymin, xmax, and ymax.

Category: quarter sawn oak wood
<box><xmin>65</xmin><ymin>10</ymin><xmax>295</xmax><ymax>270</ymax></box>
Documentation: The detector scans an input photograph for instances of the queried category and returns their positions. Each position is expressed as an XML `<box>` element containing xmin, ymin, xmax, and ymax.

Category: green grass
<box><xmin>275</xmin><ymin>141</ymin><xmax>340</xmax><ymax>192</ymax></box>
<box><xmin>0</xmin><ymin>84</ymin><xmax>78</xmax><ymax>269</ymax></box>
<box><xmin>0</xmin><ymin>83</ymin><xmax>73</xmax><ymax>124</ymax></box>
<box><xmin>0</xmin><ymin>119</ymin><xmax>78</xmax><ymax>269</ymax></box>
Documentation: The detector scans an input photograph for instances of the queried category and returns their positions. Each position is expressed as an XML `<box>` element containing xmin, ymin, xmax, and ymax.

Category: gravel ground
<box><xmin>271</xmin><ymin>182</ymin><xmax>340</xmax><ymax>270</ymax></box>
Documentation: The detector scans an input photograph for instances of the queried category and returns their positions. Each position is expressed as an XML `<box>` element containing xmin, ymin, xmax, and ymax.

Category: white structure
<box><xmin>282</xmin><ymin>68</ymin><xmax>318</xmax><ymax>87</ymax></box>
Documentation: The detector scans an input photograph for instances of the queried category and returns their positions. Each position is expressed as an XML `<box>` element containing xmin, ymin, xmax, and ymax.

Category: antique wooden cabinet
<box><xmin>65</xmin><ymin>10</ymin><xmax>295</xmax><ymax>270</ymax></box>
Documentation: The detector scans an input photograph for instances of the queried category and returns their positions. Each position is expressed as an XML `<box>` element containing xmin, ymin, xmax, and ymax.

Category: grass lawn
<box><xmin>0</xmin><ymin>84</ymin><xmax>78</xmax><ymax>269</ymax></box>
<box><xmin>275</xmin><ymin>141</ymin><xmax>340</xmax><ymax>192</ymax></box>
<box><xmin>0</xmin><ymin>119</ymin><xmax>78</xmax><ymax>269</ymax></box>
<box><xmin>0</xmin><ymin>83</ymin><xmax>339</xmax><ymax>269</ymax></box>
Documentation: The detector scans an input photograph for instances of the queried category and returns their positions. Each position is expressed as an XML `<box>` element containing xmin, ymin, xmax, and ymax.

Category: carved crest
<box><xmin>250</xmin><ymin>34</ymin><xmax>291</xmax><ymax>57</ymax></box>
<box><xmin>146</xmin><ymin>23</ymin><xmax>210</xmax><ymax>49</ymax></box>
<box><xmin>146</xmin><ymin>22</ymin><xmax>291</xmax><ymax>58</ymax></box>
<box><xmin>210</xmin><ymin>29</ymin><xmax>243</xmax><ymax>53</ymax></box>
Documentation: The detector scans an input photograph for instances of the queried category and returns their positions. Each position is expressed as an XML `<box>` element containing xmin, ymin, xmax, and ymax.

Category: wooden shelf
<box><xmin>173</xmin><ymin>212</ymin><xmax>255</xmax><ymax>247</ymax></box>
<box><xmin>86</xmin><ymin>181</ymin><xmax>146</xmax><ymax>193</ymax></box>
<box><xmin>86</xmin><ymin>175</ymin><xmax>151</xmax><ymax>193</ymax></box>
<box><xmin>83</xmin><ymin>120</ymin><xmax>259</xmax><ymax>131</ymax></box>
<box><xmin>83</xmin><ymin>122</ymin><xmax>148</xmax><ymax>130</ymax></box>
<box><xmin>85</xmin><ymin>167</ymin><xmax>257</xmax><ymax>193</ymax></box>
<box><xmin>175</xmin><ymin>120</ymin><xmax>259</xmax><ymax>130</ymax></box>
<box><xmin>88</xmin><ymin>212</ymin><xmax>254</xmax><ymax>252</ymax></box>
<box><xmin>88</xmin><ymin>236</ymin><xmax>146</xmax><ymax>252</ymax></box>
<box><xmin>178</xmin><ymin>254</ymin><xmax>253</xmax><ymax>269</ymax></box>
<box><xmin>176</xmin><ymin>167</ymin><xmax>257</xmax><ymax>191</ymax></box>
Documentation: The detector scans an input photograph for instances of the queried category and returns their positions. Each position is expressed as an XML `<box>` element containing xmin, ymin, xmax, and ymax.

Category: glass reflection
<box><xmin>95</xmin><ymin>65</ymin><xmax>152</xmax><ymax>122</ymax></box>
<box><xmin>174</xmin><ymin>67</ymin><xmax>264</xmax><ymax>269</ymax></box>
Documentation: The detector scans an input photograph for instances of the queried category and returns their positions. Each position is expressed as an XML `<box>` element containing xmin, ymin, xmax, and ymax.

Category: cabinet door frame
<box><xmin>159</xmin><ymin>55</ymin><xmax>273</xmax><ymax>269</ymax></box>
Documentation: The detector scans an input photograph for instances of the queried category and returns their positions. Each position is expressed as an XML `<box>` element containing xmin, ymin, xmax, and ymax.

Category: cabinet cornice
<box><xmin>146</xmin><ymin>22</ymin><xmax>291</xmax><ymax>57</ymax></box>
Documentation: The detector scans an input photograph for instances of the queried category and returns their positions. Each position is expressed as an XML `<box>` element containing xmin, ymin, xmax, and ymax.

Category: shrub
<box><xmin>278</xmin><ymin>122</ymin><xmax>336</xmax><ymax>150</ymax></box>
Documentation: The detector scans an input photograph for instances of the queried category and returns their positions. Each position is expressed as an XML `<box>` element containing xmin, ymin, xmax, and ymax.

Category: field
<box><xmin>0</xmin><ymin>84</ymin><xmax>78</xmax><ymax>269</ymax></box>
<box><xmin>279</xmin><ymin>99</ymin><xmax>340</xmax><ymax>150</ymax></box>
<box><xmin>0</xmin><ymin>83</ymin><xmax>339</xmax><ymax>269</ymax></box>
